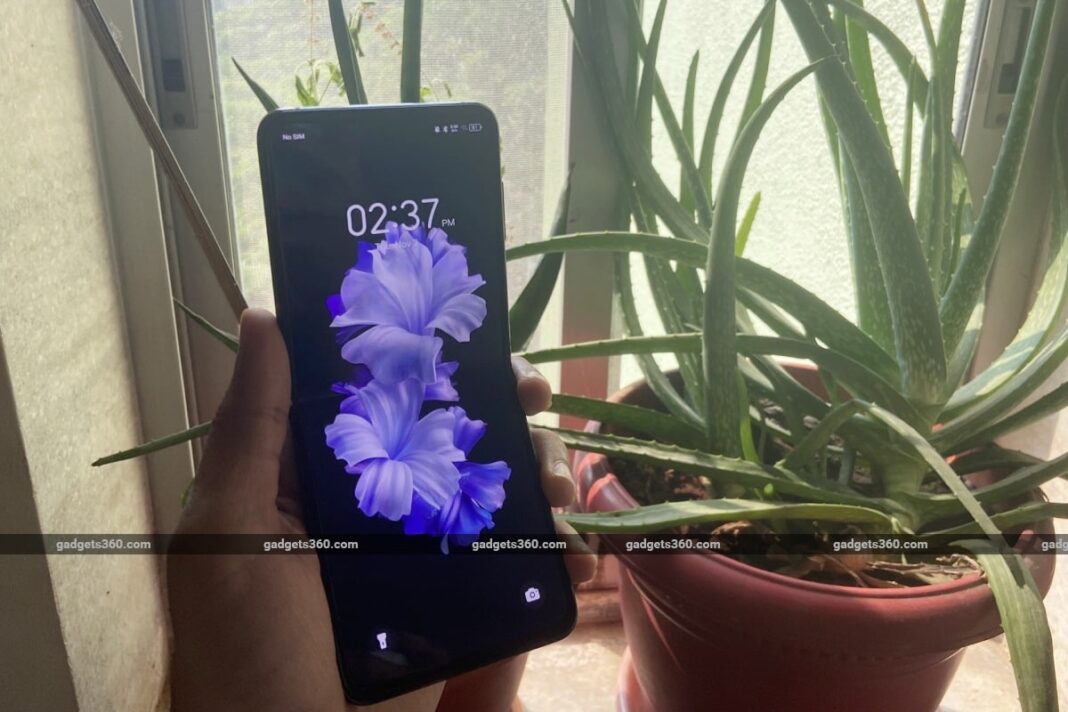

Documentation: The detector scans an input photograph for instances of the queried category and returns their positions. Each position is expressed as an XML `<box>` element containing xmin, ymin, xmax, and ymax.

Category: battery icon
<box><xmin>468</xmin><ymin>123</ymin><xmax>483</xmax><ymax>133</ymax></box>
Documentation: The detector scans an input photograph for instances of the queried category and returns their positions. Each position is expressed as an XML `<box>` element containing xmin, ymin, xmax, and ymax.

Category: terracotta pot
<box><xmin>573</xmin><ymin>375</ymin><xmax>1056</xmax><ymax>712</ymax></box>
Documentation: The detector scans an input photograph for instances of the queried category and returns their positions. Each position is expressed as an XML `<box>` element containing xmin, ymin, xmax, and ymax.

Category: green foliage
<box><xmin>328</xmin><ymin>0</ymin><xmax>368</xmax><ymax>104</ymax></box>
<box><xmin>523</xmin><ymin>1</ymin><xmax>1065</xmax><ymax>705</ymax></box>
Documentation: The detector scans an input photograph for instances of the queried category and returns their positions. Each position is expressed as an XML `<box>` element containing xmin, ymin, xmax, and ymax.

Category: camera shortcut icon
<box><xmin>523</xmin><ymin>586</ymin><xmax>541</xmax><ymax>604</ymax></box>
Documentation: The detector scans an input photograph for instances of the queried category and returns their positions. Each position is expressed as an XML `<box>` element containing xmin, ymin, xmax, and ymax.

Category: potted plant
<box><xmin>504</xmin><ymin>1</ymin><xmax>1067</xmax><ymax>710</ymax></box>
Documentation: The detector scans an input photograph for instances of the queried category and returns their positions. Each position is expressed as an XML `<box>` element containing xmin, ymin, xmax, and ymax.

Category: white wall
<box><xmin>0</xmin><ymin>1</ymin><xmax>168</xmax><ymax>710</ymax></box>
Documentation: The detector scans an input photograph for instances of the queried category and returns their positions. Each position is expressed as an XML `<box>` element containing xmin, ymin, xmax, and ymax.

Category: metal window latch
<box><xmin>983</xmin><ymin>0</ymin><xmax>1037</xmax><ymax>129</ymax></box>
<box><xmin>144</xmin><ymin>0</ymin><xmax>197</xmax><ymax>130</ymax></box>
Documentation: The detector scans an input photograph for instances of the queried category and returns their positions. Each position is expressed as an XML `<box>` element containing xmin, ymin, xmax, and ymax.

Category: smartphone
<box><xmin>257</xmin><ymin>103</ymin><xmax>575</xmax><ymax>704</ymax></box>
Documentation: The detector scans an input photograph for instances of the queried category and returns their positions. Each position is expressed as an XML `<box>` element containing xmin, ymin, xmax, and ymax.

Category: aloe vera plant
<box><xmin>506</xmin><ymin>1</ymin><xmax>1065</xmax><ymax>709</ymax></box>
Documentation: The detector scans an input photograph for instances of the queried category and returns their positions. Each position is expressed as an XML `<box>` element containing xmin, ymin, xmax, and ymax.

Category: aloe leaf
<box><xmin>966</xmin><ymin>450</ymin><xmax>1068</xmax><ymax>510</ymax></box>
<box><xmin>174</xmin><ymin>299</ymin><xmax>239</xmax><ymax>353</ymax></box>
<box><xmin>949</xmin><ymin>444</ymin><xmax>1040</xmax><ymax>475</ymax></box>
<box><xmin>913</xmin><ymin>82</ymin><xmax>940</xmax><ymax>262</ymax></box>
<box><xmin>937</xmin><ymin>327</ymin><xmax>1068</xmax><ymax>447</ymax></box>
<box><xmin>913</xmin><ymin>0</ymin><xmax>937</xmax><ymax>60</ymax></box>
<box><xmin>843</xmin><ymin>0</ymin><xmax>888</xmax><ymax>146</ymax></box>
<box><xmin>547</xmin><ymin>393</ymin><xmax>704</xmax><ymax>449</ymax></box>
<box><xmin>861</xmin><ymin>403</ymin><xmax>1003</xmax><ymax>529</ymax></box>
<box><xmin>901</xmin><ymin>60</ymin><xmax>917</xmax><ymax>196</ymax></box>
<box><xmin>1053</xmin><ymin>75</ymin><xmax>1068</xmax><ymax>256</ymax></box>
<box><xmin>704</xmin><ymin>60</ymin><xmax>821</xmax><ymax>455</ymax></box>
<box><xmin>622</xmin><ymin>0</ymin><xmax>714</xmax><ymax>230</ymax></box>
<box><xmin>634</xmin><ymin>0</ymin><xmax>667</xmax><ymax>152</ymax></box>
<box><xmin>940</xmin><ymin>0</ymin><xmax>1055</xmax><ymax>352</ymax></box>
<box><xmin>561</xmin><ymin>497</ymin><xmax>896</xmax><ymax>533</ymax></box>
<box><xmin>781</xmin><ymin>400</ymin><xmax>865</xmax><ymax>471</ymax></box>
<box><xmin>949</xmin><ymin>78</ymin><xmax>1068</xmax><ymax>414</ymax></box>
<box><xmin>922</xmin><ymin>503</ymin><xmax>1068</xmax><ymax>539</ymax></box>
<box><xmin>521</xmin><ymin>334</ymin><xmax>697</xmax><ymax>364</ymax></box>
<box><xmin>507</xmin><ymin>231</ymin><xmax>898</xmax><ymax>382</ymax></box>
<box><xmin>959</xmin><ymin>539</ymin><xmax>1058</xmax><ymax>712</ymax></box>
<box><xmin>527</xmin><ymin>336</ymin><xmax>909</xmax><ymax>471</ymax></box>
<box><xmin>734</xmin><ymin>192</ymin><xmax>761</xmax><ymax>257</ymax></box>
<box><xmin>547</xmin><ymin>427</ymin><xmax>886</xmax><ymax>508</ymax></box>
<box><xmin>740</xmin><ymin>300</ymin><xmax>805</xmax><ymax>345</ymax></box>
<box><xmin>509</xmin><ymin>170</ymin><xmax>573</xmax><ymax>350</ymax></box>
<box><xmin>841</xmin><ymin>151</ymin><xmax>894</xmax><ymax>353</ymax></box>
<box><xmin>923</xmin><ymin>0</ymin><xmax>965</xmax><ymax>288</ymax></box>
<box><xmin>294</xmin><ymin>74</ymin><xmax>316</xmax><ymax>107</ymax></box>
<box><xmin>946</xmin><ymin>309</ymin><xmax>1068</xmax><ymax>419</ymax></box>
<box><xmin>785</xmin><ymin>0</ymin><xmax>946</xmax><ymax>411</ymax></box>
<box><xmin>523</xmin><ymin>332</ymin><xmax>915</xmax><ymax>424</ymax></box>
<box><xmin>577</xmin><ymin>7</ymin><xmax>698</xmax><ymax>328</ymax></box>
<box><xmin>934</xmin><ymin>0</ymin><xmax>965</xmax><ymax>160</ymax></box>
<box><xmin>826</xmin><ymin>0</ymin><xmax>930</xmax><ymax>108</ymax></box>
<box><xmin>643</xmin><ymin>255</ymin><xmax>707</xmax><ymax>412</ymax></box>
<box><xmin>570</xmin><ymin>1</ymin><xmax>707</xmax><ymax>244</ymax></box>
<box><xmin>506</xmin><ymin>231</ymin><xmax>706</xmax><ymax>265</ymax></box>
<box><xmin>942</xmin><ymin>188</ymin><xmax>969</xmax><ymax>295</ymax></box>
<box><xmin>93</xmin><ymin>422</ymin><xmax>211</xmax><ymax>466</ymax></box>
<box><xmin>399</xmin><ymin>0</ymin><xmax>423</xmax><ymax>102</ymax></box>
<box><xmin>626</xmin><ymin>187</ymin><xmax>707</xmax><ymax>414</ymax></box>
<box><xmin>614</xmin><ymin>252</ymin><xmax>704</xmax><ymax>430</ymax></box>
<box><xmin>916</xmin><ymin>451</ymin><xmax>1068</xmax><ymax>526</ymax></box>
<box><xmin>232</xmin><ymin>58</ymin><xmax>279</xmax><ymax>112</ymax></box>
<box><xmin>680</xmin><ymin>50</ymin><xmax>700</xmax><ymax>213</ymax></box>
<box><xmin>736</xmin><ymin>372</ymin><xmax>760</xmax><ymax>463</ymax></box>
<box><xmin>941</xmin><ymin>379</ymin><xmax>1068</xmax><ymax>454</ymax></box>
<box><xmin>942</xmin><ymin>299</ymin><xmax>983</xmax><ymax>399</ymax></box>
<box><xmin>698</xmin><ymin>1</ymin><xmax>775</xmax><ymax>196</ymax></box>
<box><xmin>738</xmin><ymin>335</ymin><xmax>922</xmax><ymax>426</ymax></box>
<box><xmin>737</xmin><ymin>259</ymin><xmax>899</xmax><ymax>383</ymax></box>
<box><xmin>628</xmin><ymin>189</ymin><xmax>707</xmax><ymax>417</ymax></box>
<box><xmin>737</xmin><ymin>288</ymin><xmax>805</xmax><ymax>340</ymax></box>
<box><xmin>327</xmin><ymin>0</ymin><xmax>368</xmax><ymax>104</ymax></box>
<box><xmin>736</xmin><ymin>0</ymin><xmax>775</xmax><ymax>133</ymax></box>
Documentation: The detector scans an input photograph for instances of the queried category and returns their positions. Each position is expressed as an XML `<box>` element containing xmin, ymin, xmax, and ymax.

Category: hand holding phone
<box><xmin>167</xmin><ymin>310</ymin><xmax>592</xmax><ymax>712</ymax></box>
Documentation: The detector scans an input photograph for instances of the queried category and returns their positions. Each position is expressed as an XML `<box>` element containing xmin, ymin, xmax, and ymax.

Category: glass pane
<box><xmin>623</xmin><ymin>0</ymin><xmax>980</xmax><ymax>387</ymax></box>
<box><xmin>208</xmin><ymin>0</ymin><xmax>569</xmax><ymax>318</ymax></box>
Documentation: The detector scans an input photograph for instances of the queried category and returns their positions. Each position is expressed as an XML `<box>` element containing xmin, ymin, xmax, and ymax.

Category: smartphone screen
<box><xmin>257</xmin><ymin>104</ymin><xmax>575</xmax><ymax>703</ymax></box>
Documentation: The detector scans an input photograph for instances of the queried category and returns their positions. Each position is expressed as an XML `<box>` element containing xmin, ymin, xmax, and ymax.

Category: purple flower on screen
<box><xmin>332</xmin><ymin>361</ymin><xmax>459</xmax><ymax>416</ymax></box>
<box><xmin>403</xmin><ymin>406</ymin><xmax>511</xmax><ymax>551</ymax></box>
<box><xmin>324</xmin><ymin>379</ymin><xmax>464</xmax><ymax>521</ymax></box>
<box><xmin>329</xmin><ymin>222</ymin><xmax>486</xmax><ymax>385</ymax></box>
<box><xmin>323</xmin><ymin>222</ymin><xmax>508</xmax><ymax>551</ymax></box>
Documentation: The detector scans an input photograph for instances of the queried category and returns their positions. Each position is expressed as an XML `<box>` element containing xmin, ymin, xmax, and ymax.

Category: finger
<box><xmin>531</xmin><ymin>428</ymin><xmax>576</xmax><ymax>507</ymax></box>
<box><xmin>555</xmin><ymin>519</ymin><xmax>597</xmax><ymax>584</ymax></box>
<box><xmin>512</xmin><ymin>355</ymin><xmax>552</xmax><ymax>415</ymax></box>
<box><xmin>275</xmin><ymin>431</ymin><xmax>305</xmax><ymax>530</ymax></box>
<box><xmin>194</xmin><ymin>309</ymin><xmax>292</xmax><ymax>510</ymax></box>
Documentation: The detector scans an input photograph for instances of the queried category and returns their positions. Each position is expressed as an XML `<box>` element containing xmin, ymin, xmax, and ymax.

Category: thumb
<box><xmin>193</xmin><ymin>308</ymin><xmax>292</xmax><ymax>513</ymax></box>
